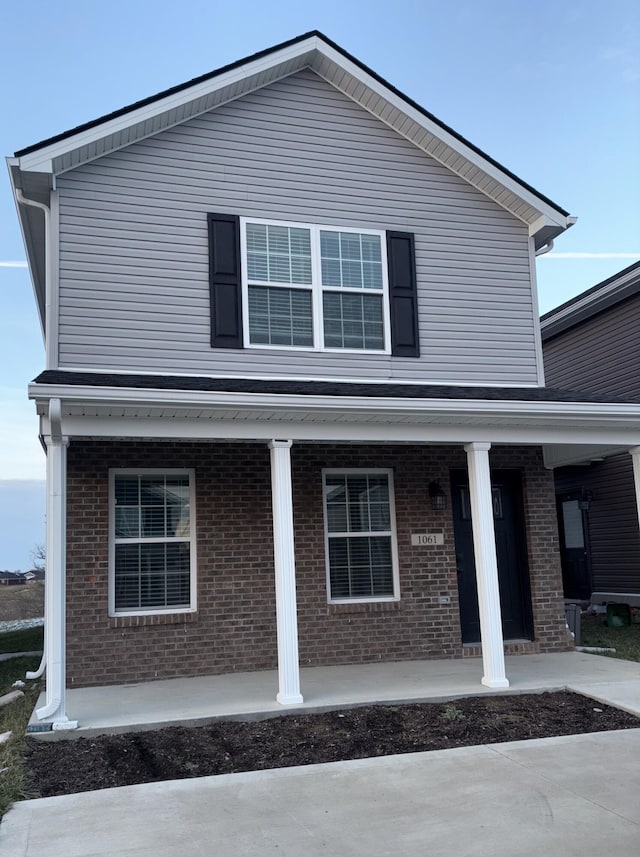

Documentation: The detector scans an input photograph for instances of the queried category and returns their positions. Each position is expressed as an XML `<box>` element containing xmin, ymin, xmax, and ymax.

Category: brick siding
<box><xmin>64</xmin><ymin>440</ymin><xmax>571</xmax><ymax>688</ymax></box>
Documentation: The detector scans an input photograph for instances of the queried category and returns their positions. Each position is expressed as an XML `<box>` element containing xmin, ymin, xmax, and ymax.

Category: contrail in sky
<box><xmin>542</xmin><ymin>252</ymin><xmax>640</xmax><ymax>259</ymax></box>
<box><xmin>0</xmin><ymin>261</ymin><xmax>28</xmax><ymax>268</ymax></box>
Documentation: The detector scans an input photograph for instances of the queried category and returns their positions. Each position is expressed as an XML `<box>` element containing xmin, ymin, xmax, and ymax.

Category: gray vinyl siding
<box><xmin>555</xmin><ymin>456</ymin><xmax>640</xmax><ymax>595</ymax></box>
<box><xmin>57</xmin><ymin>69</ymin><xmax>538</xmax><ymax>384</ymax></box>
<box><xmin>543</xmin><ymin>295</ymin><xmax>640</xmax><ymax>398</ymax></box>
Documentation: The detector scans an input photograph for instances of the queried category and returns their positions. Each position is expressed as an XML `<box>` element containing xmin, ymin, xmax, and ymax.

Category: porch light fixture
<box><xmin>578</xmin><ymin>489</ymin><xmax>593</xmax><ymax>511</ymax></box>
<box><xmin>428</xmin><ymin>481</ymin><xmax>447</xmax><ymax>512</ymax></box>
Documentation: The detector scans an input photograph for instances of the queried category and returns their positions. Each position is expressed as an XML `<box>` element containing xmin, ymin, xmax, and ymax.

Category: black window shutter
<box><xmin>208</xmin><ymin>213</ymin><xmax>243</xmax><ymax>349</ymax></box>
<box><xmin>386</xmin><ymin>231</ymin><xmax>419</xmax><ymax>358</ymax></box>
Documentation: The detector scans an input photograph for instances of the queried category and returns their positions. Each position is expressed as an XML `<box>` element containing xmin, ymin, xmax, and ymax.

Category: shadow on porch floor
<box><xmin>28</xmin><ymin>651</ymin><xmax>640</xmax><ymax>739</ymax></box>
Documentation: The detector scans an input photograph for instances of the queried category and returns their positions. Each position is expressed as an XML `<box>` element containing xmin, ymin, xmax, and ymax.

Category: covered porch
<box><xmin>28</xmin><ymin>371</ymin><xmax>640</xmax><ymax>730</ymax></box>
<box><xmin>28</xmin><ymin>650</ymin><xmax>640</xmax><ymax>738</ymax></box>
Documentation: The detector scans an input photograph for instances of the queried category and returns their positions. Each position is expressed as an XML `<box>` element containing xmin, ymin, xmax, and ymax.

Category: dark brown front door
<box><xmin>451</xmin><ymin>470</ymin><xmax>533</xmax><ymax>644</ymax></box>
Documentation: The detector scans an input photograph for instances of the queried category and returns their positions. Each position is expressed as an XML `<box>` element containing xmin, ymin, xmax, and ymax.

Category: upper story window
<box><xmin>208</xmin><ymin>212</ymin><xmax>419</xmax><ymax>358</ymax></box>
<box><xmin>241</xmin><ymin>219</ymin><xmax>391</xmax><ymax>353</ymax></box>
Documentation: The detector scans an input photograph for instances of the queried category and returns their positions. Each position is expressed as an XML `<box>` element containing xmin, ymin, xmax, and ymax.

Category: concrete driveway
<box><xmin>2</xmin><ymin>728</ymin><xmax>640</xmax><ymax>856</ymax></box>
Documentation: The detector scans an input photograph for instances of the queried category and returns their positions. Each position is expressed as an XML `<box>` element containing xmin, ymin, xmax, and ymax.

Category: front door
<box><xmin>557</xmin><ymin>497</ymin><xmax>592</xmax><ymax>600</ymax></box>
<box><xmin>451</xmin><ymin>470</ymin><xmax>533</xmax><ymax>644</ymax></box>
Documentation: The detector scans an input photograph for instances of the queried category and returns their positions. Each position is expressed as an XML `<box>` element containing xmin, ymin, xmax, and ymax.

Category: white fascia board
<box><xmin>15</xmin><ymin>37</ymin><xmax>319</xmax><ymax>174</ymax></box>
<box><xmin>316</xmin><ymin>43</ymin><xmax>570</xmax><ymax>229</ymax></box>
<box><xmin>40</xmin><ymin>414</ymin><xmax>640</xmax><ymax>448</ymax></box>
<box><xmin>28</xmin><ymin>382</ymin><xmax>640</xmax><ymax>423</ymax></box>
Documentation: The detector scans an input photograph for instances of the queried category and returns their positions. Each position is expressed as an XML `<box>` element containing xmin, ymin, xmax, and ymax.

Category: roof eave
<box><xmin>541</xmin><ymin>259</ymin><xmax>640</xmax><ymax>340</ymax></box>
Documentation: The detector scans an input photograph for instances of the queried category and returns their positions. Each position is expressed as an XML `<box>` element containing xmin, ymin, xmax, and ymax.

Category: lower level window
<box><xmin>323</xmin><ymin>470</ymin><xmax>398</xmax><ymax>601</ymax></box>
<box><xmin>109</xmin><ymin>470</ymin><xmax>196</xmax><ymax>615</ymax></box>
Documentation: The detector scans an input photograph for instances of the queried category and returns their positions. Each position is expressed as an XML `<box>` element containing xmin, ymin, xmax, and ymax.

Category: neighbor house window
<box><xmin>323</xmin><ymin>470</ymin><xmax>399</xmax><ymax>602</ymax></box>
<box><xmin>109</xmin><ymin>470</ymin><xmax>196</xmax><ymax>615</ymax></box>
<box><xmin>241</xmin><ymin>219</ymin><xmax>390</xmax><ymax>353</ymax></box>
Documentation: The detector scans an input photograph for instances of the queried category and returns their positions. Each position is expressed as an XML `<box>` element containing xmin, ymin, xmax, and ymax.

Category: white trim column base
<box><xmin>269</xmin><ymin>440</ymin><xmax>303</xmax><ymax>706</ymax></box>
<box><xmin>464</xmin><ymin>441</ymin><xmax>509</xmax><ymax>690</ymax></box>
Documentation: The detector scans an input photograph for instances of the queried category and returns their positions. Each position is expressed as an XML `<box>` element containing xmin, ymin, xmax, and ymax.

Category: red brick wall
<box><xmin>64</xmin><ymin>440</ymin><xmax>571</xmax><ymax>688</ymax></box>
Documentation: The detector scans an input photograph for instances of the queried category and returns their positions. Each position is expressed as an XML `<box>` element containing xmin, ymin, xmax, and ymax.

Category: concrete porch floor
<box><xmin>28</xmin><ymin>651</ymin><xmax>640</xmax><ymax>738</ymax></box>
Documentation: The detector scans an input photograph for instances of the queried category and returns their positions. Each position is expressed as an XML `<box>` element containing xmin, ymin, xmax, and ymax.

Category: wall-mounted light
<box><xmin>578</xmin><ymin>489</ymin><xmax>593</xmax><ymax>511</ymax></box>
<box><xmin>429</xmin><ymin>481</ymin><xmax>447</xmax><ymax>512</ymax></box>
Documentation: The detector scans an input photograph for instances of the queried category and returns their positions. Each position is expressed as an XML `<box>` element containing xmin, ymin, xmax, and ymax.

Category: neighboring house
<box><xmin>9</xmin><ymin>32</ymin><xmax>640</xmax><ymax>730</ymax></box>
<box><xmin>541</xmin><ymin>261</ymin><xmax>640</xmax><ymax>602</ymax></box>
<box><xmin>0</xmin><ymin>571</ymin><xmax>26</xmax><ymax>586</ymax></box>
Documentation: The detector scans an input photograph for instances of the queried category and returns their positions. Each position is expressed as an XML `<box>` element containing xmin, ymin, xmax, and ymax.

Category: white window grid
<box><xmin>240</xmin><ymin>217</ymin><xmax>392</xmax><ymax>354</ymax></box>
<box><xmin>322</xmin><ymin>468</ymin><xmax>400</xmax><ymax>604</ymax></box>
<box><xmin>108</xmin><ymin>468</ymin><xmax>198</xmax><ymax>617</ymax></box>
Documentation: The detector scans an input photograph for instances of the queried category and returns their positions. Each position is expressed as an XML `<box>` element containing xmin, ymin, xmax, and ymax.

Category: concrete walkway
<box><xmin>3</xmin><ymin>729</ymin><xmax>640</xmax><ymax>856</ymax></box>
<box><xmin>28</xmin><ymin>650</ymin><xmax>640</xmax><ymax>737</ymax></box>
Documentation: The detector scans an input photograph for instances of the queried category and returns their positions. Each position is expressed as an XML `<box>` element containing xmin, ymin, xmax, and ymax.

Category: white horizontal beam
<box><xmin>28</xmin><ymin>383</ymin><xmax>640</xmax><ymax>422</ymax></box>
<box><xmin>44</xmin><ymin>414</ymin><xmax>640</xmax><ymax>447</ymax></box>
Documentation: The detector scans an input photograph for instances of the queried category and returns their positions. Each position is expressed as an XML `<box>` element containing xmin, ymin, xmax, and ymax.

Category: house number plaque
<box><xmin>411</xmin><ymin>532</ymin><xmax>444</xmax><ymax>546</ymax></box>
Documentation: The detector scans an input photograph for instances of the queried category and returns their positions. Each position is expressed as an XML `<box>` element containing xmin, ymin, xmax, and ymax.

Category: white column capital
<box><xmin>464</xmin><ymin>441</ymin><xmax>492</xmax><ymax>454</ymax></box>
<box><xmin>629</xmin><ymin>446</ymin><xmax>640</xmax><ymax>457</ymax></box>
<box><xmin>268</xmin><ymin>439</ymin><xmax>293</xmax><ymax>451</ymax></box>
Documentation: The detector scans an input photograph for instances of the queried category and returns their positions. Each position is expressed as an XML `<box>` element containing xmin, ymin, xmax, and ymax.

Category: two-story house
<box><xmin>9</xmin><ymin>32</ymin><xmax>640</xmax><ymax>730</ymax></box>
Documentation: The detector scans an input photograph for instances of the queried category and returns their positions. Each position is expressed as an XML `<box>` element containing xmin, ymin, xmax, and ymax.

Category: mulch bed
<box><xmin>25</xmin><ymin>691</ymin><xmax>640</xmax><ymax>798</ymax></box>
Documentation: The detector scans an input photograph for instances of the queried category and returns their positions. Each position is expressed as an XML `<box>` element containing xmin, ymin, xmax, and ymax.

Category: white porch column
<box><xmin>464</xmin><ymin>442</ymin><xmax>509</xmax><ymax>689</ymax></box>
<box><xmin>629</xmin><ymin>447</ymin><xmax>640</xmax><ymax>530</ymax></box>
<box><xmin>37</xmin><ymin>416</ymin><xmax>76</xmax><ymax>728</ymax></box>
<box><xmin>268</xmin><ymin>440</ymin><xmax>303</xmax><ymax>705</ymax></box>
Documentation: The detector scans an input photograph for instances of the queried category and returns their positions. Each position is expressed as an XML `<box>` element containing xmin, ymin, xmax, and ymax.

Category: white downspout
<box><xmin>15</xmin><ymin>188</ymin><xmax>55</xmax><ymax>369</ymax></box>
<box><xmin>535</xmin><ymin>239</ymin><xmax>554</xmax><ymax>257</ymax></box>
<box><xmin>17</xmin><ymin>190</ymin><xmax>50</xmax><ymax>682</ymax></box>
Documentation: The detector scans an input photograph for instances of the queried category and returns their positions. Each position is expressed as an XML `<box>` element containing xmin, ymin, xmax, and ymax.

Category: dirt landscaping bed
<box><xmin>25</xmin><ymin>691</ymin><xmax>640</xmax><ymax>798</ymax></box>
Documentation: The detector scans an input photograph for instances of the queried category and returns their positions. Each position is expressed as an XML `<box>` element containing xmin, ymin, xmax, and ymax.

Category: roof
<box><xmin>31</xmin><ymin>370</ymin><xmax>640</xmax><ymax>406</ymax></box>
<box><xmin>12</xmin><ymin>30</ymin><xmax>569</xmax><ymax>223</ymax></box>
<box><xmin>541</xmin><ymin>259</ymin><xmax>640</xmax><ymax>341</ymax></box>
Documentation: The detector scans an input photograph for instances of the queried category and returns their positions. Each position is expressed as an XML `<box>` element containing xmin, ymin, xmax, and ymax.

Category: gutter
<box><xmin>15</xmin><ymin>189</ymin><xmax>54</xmax><ymax>367</ymax></box>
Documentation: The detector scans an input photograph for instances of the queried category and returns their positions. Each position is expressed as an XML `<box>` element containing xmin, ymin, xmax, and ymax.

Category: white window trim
<box><xmin>322</xmin><ymin>467</ymin><xmax>400</xmax><ymax>604</ymax></box>
<box><xmin>240</xmin><ymin>217</ymin><xmax>392</xmax><ymax>354</ymax></box>
<box><xmin>108</xmin><ymin>468</ymin><xmax>197</xmax><ymax>617</ymax></box>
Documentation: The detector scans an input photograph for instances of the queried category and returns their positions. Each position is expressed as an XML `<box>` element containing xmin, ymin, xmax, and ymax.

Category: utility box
<box><xmin>565</xmin><ymin>602</ymin><xmax>582</xmax><ymax>646</ymax></box>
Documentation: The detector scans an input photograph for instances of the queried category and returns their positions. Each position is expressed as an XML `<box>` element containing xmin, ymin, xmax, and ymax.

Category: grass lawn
<box><xmin>0</xmin><ymin>656</ymin><xmax>42</xmax><ymax>818</ymax></box>
<box><xmin>0</xmin><ymin>626</ymin><xmax>43</xmax><ymax>655</ymax></box>
<box><xmin>581</xmin><ymin>613</ymin><xmax>640</xmax><ymax>662</ymax></box>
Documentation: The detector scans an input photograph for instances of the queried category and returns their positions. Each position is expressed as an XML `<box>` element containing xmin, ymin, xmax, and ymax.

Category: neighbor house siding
<box><xmin>554</xmin><ymin>455</ymin><xmax>640</xmax><ymax>595</ymax></box>
<box><xmin>56</xmin><ymin>69</ymin><xmax>538</xmax><ymax>386</ymax></box>
<box><xmin>65</xmin><ymin>440</ymin><xmax>569</xmax><ymax>688</ymax></box>
<box><xmin>543</xmin><ymin>295</ymin><xmax>640</xmax><ymax>398</ymax></box>
<box><xmin>543</xmin><ymin>292</ymin><xmax>640</xmax><ymax>598</ymax></box>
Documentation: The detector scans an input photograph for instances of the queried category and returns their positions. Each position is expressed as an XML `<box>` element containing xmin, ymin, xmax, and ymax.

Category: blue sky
<box><xmin>0</xmin><ymin>0</ymin><xmax>638</xmax><ymax>568</ymax></box>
